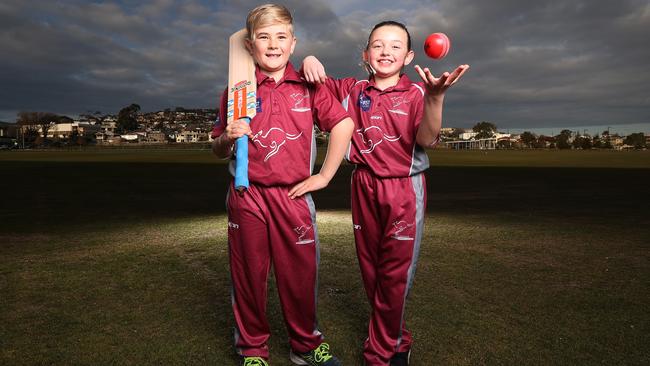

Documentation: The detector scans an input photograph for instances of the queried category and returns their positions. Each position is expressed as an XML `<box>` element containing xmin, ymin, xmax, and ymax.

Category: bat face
<box><xmin>227</xmin><ymin>29</ymin><xmax>257</xmax><ymax>123</ymax></box>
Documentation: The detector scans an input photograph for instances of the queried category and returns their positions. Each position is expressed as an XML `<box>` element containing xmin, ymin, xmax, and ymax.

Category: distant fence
<box><xmin>445</xmin><ymin>138</ymin><xmax>497</xmax><ymax>150</ymax></box>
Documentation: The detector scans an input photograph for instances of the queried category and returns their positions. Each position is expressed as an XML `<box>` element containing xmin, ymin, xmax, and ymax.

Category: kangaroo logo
<box><xmin>252</xmin><ymin>128</ymin><xmax>303</xmax><ymax>161</ymax></box>
<box><xmin>391</xmin><ymin>220</ymin><xmax>414</xmax><ymax>241</ymax></box>
<box><xmin>357</xmin><ymin>126</ymin><xmax>401</xmax><ymax>154</ymax></box>
<box><xmin>290</xmin><ymin>92</ymin><xmax>311</xmax><ymax>112</ymax></box>
<box><xmin>294</xmin><ymin>225</ymin><xmax>315</xmax><ymax>244</ymax></box>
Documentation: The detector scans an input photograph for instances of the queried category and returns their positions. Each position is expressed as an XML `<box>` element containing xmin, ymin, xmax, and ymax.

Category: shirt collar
<box><xmin>255</xmin><ymin>62</ymin><xmax>302</xmax><ymax>86</ymax></box>
<box><xmin>364</xmin><ymin>73</ymin><xmax>414</xmax><ymax>93</ymax></box>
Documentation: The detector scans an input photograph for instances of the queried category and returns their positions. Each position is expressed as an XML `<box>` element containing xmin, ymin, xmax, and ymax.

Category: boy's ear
<box><xmin>290</xmin><ymin>36</ymin><xmax>297</xmax><ymax>55</ymax></box>
<box><xmin>404</xmin><ymin>50</ymin><xmax>415</xmax><ymax>66</ymax></box>
<box><xmin>244</xmin><ymin>38</ymin><xmax>253</xmax><ymax>55</ymax></box>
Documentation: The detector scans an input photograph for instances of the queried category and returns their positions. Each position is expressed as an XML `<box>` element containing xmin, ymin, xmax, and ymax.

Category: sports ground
<box><xmin>1</xmin><ymin>149</ymin><xmax>648</xmax><ymax>365</ymax></box>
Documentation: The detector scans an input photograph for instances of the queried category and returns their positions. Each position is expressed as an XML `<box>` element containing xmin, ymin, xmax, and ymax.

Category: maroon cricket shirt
<box><xmin>213</xmin><ymin>62</ymin><xmax>349</xmax><ymax>185</ymax></box>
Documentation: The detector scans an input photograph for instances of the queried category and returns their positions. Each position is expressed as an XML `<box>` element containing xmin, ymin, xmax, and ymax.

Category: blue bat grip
<box><xmin>234</xmin><ymin>118</ymin><xmax>250</xmax><ymax>191</ymax></box>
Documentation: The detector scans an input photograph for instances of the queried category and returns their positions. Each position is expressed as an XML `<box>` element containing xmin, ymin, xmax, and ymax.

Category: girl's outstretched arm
<box><xmin>414</xmin><ymin>64</ymin><xmax>469</xmax><ymax>148</ymax></box>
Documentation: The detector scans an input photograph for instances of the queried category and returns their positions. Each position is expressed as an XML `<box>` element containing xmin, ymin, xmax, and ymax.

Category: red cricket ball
<box><xmin>423</xmin><ymin>32</ymin><xmax>450</xmax><ymax>59</ymax></box>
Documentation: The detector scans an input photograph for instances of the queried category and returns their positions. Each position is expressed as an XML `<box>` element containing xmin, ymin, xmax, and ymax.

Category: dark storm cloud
<box><xmin>1</xmin><ymin>0</ymin><xmax>648</xmax><ymax>132</ymax></box>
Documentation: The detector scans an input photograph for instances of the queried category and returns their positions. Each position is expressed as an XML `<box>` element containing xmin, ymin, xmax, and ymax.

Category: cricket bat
<box><xmin>227</xmin><ymin>28</ymin><xmax>257</xmax><ymax>192</ymax></box>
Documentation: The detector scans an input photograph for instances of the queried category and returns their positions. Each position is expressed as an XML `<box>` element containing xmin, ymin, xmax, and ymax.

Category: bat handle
<box><xmin>234</xmin><ymin>117</ymin><xmax>251</xmax><ymax>193</ymax></box>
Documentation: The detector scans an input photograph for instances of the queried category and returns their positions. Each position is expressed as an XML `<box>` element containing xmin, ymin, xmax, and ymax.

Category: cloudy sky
<box><xmin>1</xmin><ymin>0</ymin><xmax>649</xmax><ymax>133</ymax></box>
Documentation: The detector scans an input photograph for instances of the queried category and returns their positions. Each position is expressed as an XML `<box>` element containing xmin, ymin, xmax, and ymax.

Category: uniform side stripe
<box><xmin>411</xmin><ymin>83</ymin><xmax>425</xmax><ymax>96</ymax></box>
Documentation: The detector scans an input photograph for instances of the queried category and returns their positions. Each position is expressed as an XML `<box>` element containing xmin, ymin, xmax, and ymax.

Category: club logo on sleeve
<box><xmin>390</xmin><ymin>220</ymin><xmax>414</xmax><ymax>241</ymax></box>
<box><xmin>293</xmin><ymin>224</ymin><xmax>315</xmax><ymax>244</ymax></box>
<box><xmin>356</xmin><ymin>126</ymin><xmax>401</xmax><ymax>154</ymax></box>
<box><xmin>252</xmin><ymin>128</ymin><xmax>303</xmax><ymax>161</ymax></box>
<box><xmin>358</xmin><ymin>93</ymin><xmax>371</xmax><ymax>111</ymax></box>
<box><xmin>290</xmin><ymin>92</ymin><xmax>311</xmax><ymax>112</ymax></box>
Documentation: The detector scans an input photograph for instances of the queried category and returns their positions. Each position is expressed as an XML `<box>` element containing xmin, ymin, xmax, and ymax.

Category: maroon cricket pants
<box><xmin>226</xmin><ymin>182</ymin><xmax>324</xmax><ymax>358</ymax></box>
<box><xmin>351</xmin><ymin>167</ymin><xmax>427</xmax><ymax>366</ymax></box>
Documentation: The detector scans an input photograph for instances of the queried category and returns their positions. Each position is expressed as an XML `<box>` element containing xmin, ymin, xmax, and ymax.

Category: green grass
<box><xmin>1</xmin><ymin>149</ymin><xmax>649</xmax><ymax>365</ymax></box>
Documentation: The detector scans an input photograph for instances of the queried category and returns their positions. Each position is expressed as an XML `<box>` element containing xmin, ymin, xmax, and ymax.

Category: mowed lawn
<box><xmin>1</xmin><ymin>149</ymin><xmax>649</xmax><ymax>365</ymax></box>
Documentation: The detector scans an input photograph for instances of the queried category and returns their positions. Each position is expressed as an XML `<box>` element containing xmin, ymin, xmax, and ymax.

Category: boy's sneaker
<box><xmin>289</xmin><ymin>342</ymin><xmax>341</xmax><ymax>366</ymax></box>
<box><xmin>389</xmin><ymin>350</ymin><xmax>411</xmax><ymax>366</ymax></box>
<box><xmin>241</xmin><ymin>356</ymin><xmax>269</xmax><ymax>366</ymax></box>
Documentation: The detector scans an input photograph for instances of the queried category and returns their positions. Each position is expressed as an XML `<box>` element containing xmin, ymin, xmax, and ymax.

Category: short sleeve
<box><xmin>210</xmin><ymin>88</ymin><xmax>228</xmax><ymax>139</ymax></box>
<box><xmin>323</xmin><ymin>77</ymin><xmax>358</xmax><ymax>102</ymax></box>
<box><xmin>310</xmin><ymin>83</ymin><xmax>350</xmax><ymax>132</ymax></box>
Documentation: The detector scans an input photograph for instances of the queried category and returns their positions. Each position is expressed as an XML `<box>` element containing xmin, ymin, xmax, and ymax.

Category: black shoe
<box><xmin>390</xmin><ymin>350</ymin><xmax>410</xmax><ymax>366</ymax></box>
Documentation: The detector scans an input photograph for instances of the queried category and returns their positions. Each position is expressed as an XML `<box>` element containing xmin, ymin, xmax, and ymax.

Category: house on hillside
<box><xmin>121</xmin><ymin>132</ymin><xmax>145</xmax><ymax>143</ymax></box>
<box><xmin>176</xmin><ymin>130</ymin><xmax>201</xmax><ymax>143</ymax></box>
<box><xmin>47</xmin><ymin>122</ymin><xmax>100</xmax><ymax>139</ymax></box>
<box><xmin>145</xmin><ymin>131</ymin><xmax>167</xmax><ymax>143</ymax></box>
<box><xmin>0</xmin><ymin>121</ymin><xmax>18</xmax><ymax>148</ymax></box>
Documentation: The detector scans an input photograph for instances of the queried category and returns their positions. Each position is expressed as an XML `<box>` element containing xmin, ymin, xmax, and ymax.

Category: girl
<box><xmin>300</xmin><ymin>21</ymin><xmax>469</xmax><ymax>366</ymax></box>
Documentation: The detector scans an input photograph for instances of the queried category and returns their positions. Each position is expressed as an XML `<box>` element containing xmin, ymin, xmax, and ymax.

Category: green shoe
<box><xmin>289</xmin><ymin>342</ymin><xmax>341</xmax><ymax>366</ymax></box>
<box><xmin>241</xmin><ymin>356</ymin><xmax>269</xmax><ymax>366</ymax></box>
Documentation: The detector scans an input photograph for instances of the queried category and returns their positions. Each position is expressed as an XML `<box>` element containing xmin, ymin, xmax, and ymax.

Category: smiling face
<box><xmin>247</xmin><ymin>22</ymin><xmax>296</xmax><ymax>81</ymax></box>
<box><xmin>363</xmin><ymin>25</ymin><xmax>414</xmax><ymax>83</ymax></box>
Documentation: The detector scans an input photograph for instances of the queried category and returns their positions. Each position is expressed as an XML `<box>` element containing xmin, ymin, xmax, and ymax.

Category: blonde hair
<box><xmin>246</xmin><ymin>3</ymin><xmax>294</xmax><ymax>41</ymax></box>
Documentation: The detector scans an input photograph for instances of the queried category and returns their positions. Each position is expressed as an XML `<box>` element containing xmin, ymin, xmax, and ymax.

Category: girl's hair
<box><xmin>366</xmin><ymin>20</ymin><xmax>412</xmax><ymax>51</ymax></box>
<box><xmin>246</xmin><ymin>3</ymin><xmax>294</xmax><ymax>41</ymax></box>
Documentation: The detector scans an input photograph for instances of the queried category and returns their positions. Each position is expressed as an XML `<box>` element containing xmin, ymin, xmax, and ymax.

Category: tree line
<box><xmin>465</xmin><ymin>121</ymin><xmax>647</xmax><ymax>149</ymax></box>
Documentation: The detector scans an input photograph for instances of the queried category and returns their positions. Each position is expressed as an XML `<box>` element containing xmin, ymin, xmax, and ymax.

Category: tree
<box><xmin>592</xmin><ymin>134</ymin><xmax>604</xmax><ymax>149</ymax></box>
<box><xmin>520</xmin><ymin>131</ymin><xmax>536</xmax><ymax>148</ymax></box>
<box><xmin>497</xmin><ymin>139</ymin><xmax>513</xmax><ymax>149</ymax></box>
<box><xmin>117</xmin><ymin>103</ymin><xmax>141</xmax><ymax>133</ymax></box>
<box><xmin>572</xmin><ymin>136</ymin><xmax>592</xmax><ymax>149</ymax></box>
<box><xmin>623</xmin><ymin>133</ymin><xmax>647</xmax><ymax>149</ymax></box>
<box><xmin>472</xmin><ymin>121</ymin><xmax>497</xmax><ymax>139</ymax></box>
<box><xmin>599</xmin><ymin>131</ymin><xmax>613</xmax><ymax>149</ymax></box>
<box><xmin>556</xmin><ymin>129</ymin><xmax>572</xmax><ymax>149</ymax></box>
<box><xmin>535</xmin><ymin>135</ymin><xmax>555</xmax><ymax>148</ymax></box>
<box><xmin>16</xmin><ymin>111</ymin><xmax>59</xmax><ymax>146</ymax></box>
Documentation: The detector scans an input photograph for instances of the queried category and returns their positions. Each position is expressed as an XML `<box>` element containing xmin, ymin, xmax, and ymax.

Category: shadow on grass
<box><xmin>2</xmin><ymin>162</ymin><xmax>649</xmax><ymax>234</ymax></box>
<box><xmin>2</xmin><ymin>157</ymin><xmax>649</xmax><ymax>365</ymax></box>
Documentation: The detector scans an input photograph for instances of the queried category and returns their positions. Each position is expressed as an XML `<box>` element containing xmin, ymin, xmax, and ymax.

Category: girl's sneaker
<box><xmin>390</xmin><ymin>350</ymin><xmax>411</xmax><ymax>366</ymax></box>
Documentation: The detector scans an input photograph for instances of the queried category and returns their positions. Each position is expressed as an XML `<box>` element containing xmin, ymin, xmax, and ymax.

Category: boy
<box><xmin>211</xmin><ymin>4</ymin><xmax>353</xmax><ymax>366</ymax></box>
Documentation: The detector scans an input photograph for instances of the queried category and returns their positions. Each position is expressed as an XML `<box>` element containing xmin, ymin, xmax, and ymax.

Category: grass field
<box><xmin>1</xmin><ymin>149</ymin><xmax>649</xmax><ymax>365</ymax></box>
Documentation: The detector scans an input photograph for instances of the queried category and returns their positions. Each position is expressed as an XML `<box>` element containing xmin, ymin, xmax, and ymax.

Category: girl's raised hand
<box><xmin>414</xmin><ymin>64</ymin><xmax>469</xmax><ymax>96</ymax></box>
<box><xmin>301</xmin><ymin>55</ymin><xmax>328</xmax><ymax>84</ymax></box>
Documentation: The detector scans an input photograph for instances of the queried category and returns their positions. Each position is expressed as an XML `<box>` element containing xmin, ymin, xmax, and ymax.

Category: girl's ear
<box><xmin>404</xmin><ymin>50</ymin><xmax>415</xmax><ymax>66</ymax></box>
<box><xmin>361</xmin><ymin>50</ymin><xmax>375</xmax><ymax>75</ymax></box>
